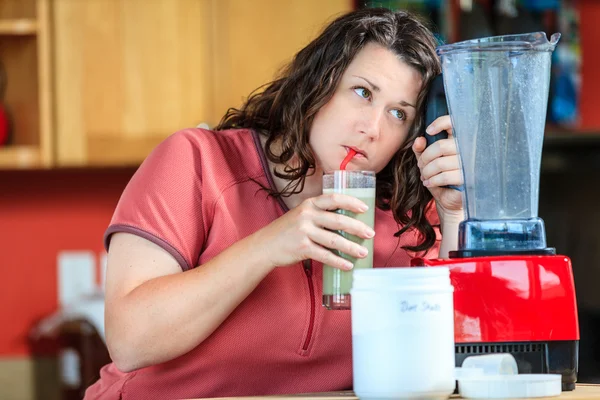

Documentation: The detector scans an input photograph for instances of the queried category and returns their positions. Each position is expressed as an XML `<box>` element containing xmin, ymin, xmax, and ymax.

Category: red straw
<box><xmin>340</xmin><ymin>149</ymin><xmax>357</xmax><ymax>170</ymax></box>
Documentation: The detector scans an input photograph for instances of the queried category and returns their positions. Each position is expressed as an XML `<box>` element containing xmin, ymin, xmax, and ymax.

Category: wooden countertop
<box><xmin>192</xmin><ymin>384</ymin><xmax>600</xmax><ymax>399</ymax></box>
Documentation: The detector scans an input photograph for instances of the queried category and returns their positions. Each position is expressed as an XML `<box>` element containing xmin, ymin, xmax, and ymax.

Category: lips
<box><xmin>344</xmin><ymin>146</ymin><xmax>368</xmax><ymax>159</ymax></box>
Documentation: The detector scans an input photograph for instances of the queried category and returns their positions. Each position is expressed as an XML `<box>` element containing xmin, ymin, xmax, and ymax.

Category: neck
<box><xmin>260</xmin><ymin>134</ymin><xmax>323</xmax><ymax>210</ymax></box>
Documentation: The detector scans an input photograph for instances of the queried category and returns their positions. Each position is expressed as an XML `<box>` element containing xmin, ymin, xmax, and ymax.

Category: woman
<box><xmin>85</xmin><ymin>7</ymin><xmax>463</xmax><ymax>399</ymax></box>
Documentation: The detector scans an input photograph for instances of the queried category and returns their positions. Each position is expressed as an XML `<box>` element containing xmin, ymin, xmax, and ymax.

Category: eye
<box><xmin>390</xmin><ymin>109</ymin><xmax>406</xmax><ymax>120</ymax></box>
<box><xmin>353</xmin><ymin>86</ymin><xmax>371</xmax><ymax>100</ymax></box>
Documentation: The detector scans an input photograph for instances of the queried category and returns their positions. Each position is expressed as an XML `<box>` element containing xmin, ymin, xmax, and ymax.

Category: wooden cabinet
<box><xmin>210</xmin><ymin>0</ymin><xmax>353</xmax><ymax>126</ymax></box>
<box><xmin>0</xmin><ymin>0</ymin><xmax>352</xmax><ymax>168</ymax></box>
<box><xmin>0</xmin><ymin>0</ymin><xmax>52</xmax><ymax>169</ymax></box>
<box><xmin>52</xmin><ymin>0</ymin><xmax>353</xmax><ymax>167</ymax></box>
<box><xmin>53</xmin><ymin>0</ymin><xmax>215</xmax><ymax>166</ymax></box>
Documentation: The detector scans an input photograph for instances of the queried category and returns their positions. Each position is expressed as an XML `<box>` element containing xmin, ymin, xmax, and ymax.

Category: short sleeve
<box><xmin>104</xmin><ymin>130</ymin><xmax>205</xmax><ymax>271</ymax></box>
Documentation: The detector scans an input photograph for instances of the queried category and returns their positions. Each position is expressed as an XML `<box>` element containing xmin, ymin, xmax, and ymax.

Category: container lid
<box><xmin>458</xmin><ymin>374</ymin><xmax>562</xmax><ymax>399</ymax></box>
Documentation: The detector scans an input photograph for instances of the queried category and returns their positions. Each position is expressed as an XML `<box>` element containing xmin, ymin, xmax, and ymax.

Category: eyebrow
<box><xmin>353</xmin><ymin>75</ymin><xmax>416</xmax><ymax>108</ymax></box>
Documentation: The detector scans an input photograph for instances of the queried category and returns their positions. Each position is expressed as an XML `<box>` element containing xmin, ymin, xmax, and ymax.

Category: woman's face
<box><xmin>309</xmin><ymin>42</ymin><xmax>423</xmax><ymax>174</ymax></box>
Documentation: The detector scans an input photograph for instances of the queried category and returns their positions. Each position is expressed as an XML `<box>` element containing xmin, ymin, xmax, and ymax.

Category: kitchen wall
<box><xmin>0</xmin><ymin>168</ymin><xmax>134</xmax><ymax>399</ymax></box>
<box><xmin>0</xmin><ymin>169</ymin><xmax>134</xmax><ymax>357</ymax></box>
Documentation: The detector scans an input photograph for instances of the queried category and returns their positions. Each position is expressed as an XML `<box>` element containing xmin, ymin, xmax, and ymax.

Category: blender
<box><xmin>413</xmin><ymin>32</ymin><xmax>579</xmax><ymax>390</ymax></box>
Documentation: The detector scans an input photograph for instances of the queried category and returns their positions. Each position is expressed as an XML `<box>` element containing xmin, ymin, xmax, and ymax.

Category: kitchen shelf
<box><xmin>0</xmin><ymin>19</ymin><xmax>37</xmax><ymax>35</ymax></box>
<box><xmin>0</xmin><ymin>0</ymin><xmax>52</xmax><ymax>169</ymax></box>
<box><xmin>0</xmin><ymin>146</ymin><xmax>42</xmax><ymax>169</ymax></box>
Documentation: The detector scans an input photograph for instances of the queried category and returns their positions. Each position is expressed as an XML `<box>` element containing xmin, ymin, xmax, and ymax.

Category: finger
<box><xmin>412</xmin><ymin>136</ymin><xmax>426</xmax><ymax>161</ymax></box>
<box><xmin>313</xmin><ymin>210</ymin><xmax>375</xmax><ymax>239</ymax></box>
<box><xmin>421</xmin><ymin>155</ymin><xmax>461</xmax><ymax>181</ymax></box>
<box><xmin>309</xmin><ymin>228</ymin><xmax>369</xmax><ymax>260</ymax></box>
<box><xmin>312</xmin><ymin>193</ymin><xmax>369</xmax><ymax>213</ymax></box>
<box><xmin>309</xmin><ymin>242</ymin><xmax>354</xmax><ymax>271</ymax></box>
<box><xmin>418</xmin><ymin>138</ymin><xmax>458</xmax><ymax>169</ymax></box>
<box><xmin>426</xmin><ymin>115</ymin><xmax>453</xmax><ymax>137</ymax></box>
<box><xmin>423</xmin><ymin>169</ymin><xmax>463</xmax><ymax>188</ymax></box>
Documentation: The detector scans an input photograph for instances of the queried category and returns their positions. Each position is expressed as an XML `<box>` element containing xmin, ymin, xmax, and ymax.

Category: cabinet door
<box><xmin>53</xmin><ymin>0</ymin><xmax>214</xmax><ymax>166</ymax></box>
<box><xmin>53</xmin><ymin>0</ymin><xmax>353</xmax><ymax>166</ymax></box>
<box><xmin>210</xmin><ymin>0</ymin><xmax>353</xmax><ymax>125</ymax></box>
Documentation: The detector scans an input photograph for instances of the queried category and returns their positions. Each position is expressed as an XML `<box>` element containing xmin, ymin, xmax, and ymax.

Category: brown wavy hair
<box><xmin>216</xmin><ymin>7</ymin><xmax>442</xmax><ymax>252</ymax></box>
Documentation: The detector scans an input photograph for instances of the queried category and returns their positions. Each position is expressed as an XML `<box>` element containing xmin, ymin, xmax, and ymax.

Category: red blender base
<box><xmin>411</xmin><ymin>255</ymin><xmax>579</xmax><ymax>391</ymax></box>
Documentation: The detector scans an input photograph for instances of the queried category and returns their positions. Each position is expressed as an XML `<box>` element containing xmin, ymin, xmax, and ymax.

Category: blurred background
<box><xmin>0</xmin><ymin>0</ymin><xmax>599</xmax><ymax>399</ymax></box>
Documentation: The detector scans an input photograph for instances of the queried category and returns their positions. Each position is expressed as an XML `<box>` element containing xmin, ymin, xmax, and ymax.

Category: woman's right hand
<box><xmin>255</xmin><ymin>193</ymin><xmax>375</xmax><ymax>270</ymax></box>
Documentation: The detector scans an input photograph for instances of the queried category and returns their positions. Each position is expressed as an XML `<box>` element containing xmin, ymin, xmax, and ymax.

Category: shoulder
<box><xmin>145</xmin><ymin>127</ymin><xmax>262</xmax><ymax>176</ymax></box>
<box><xmin>159</xmin><ymin>127</ymin><xmax>256</xmax><ymax>155</ymax></box>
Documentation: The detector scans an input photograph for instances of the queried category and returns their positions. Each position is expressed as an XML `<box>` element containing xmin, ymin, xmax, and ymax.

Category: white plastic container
<box><xmin>351</xmin><ymin>267</ymin><xmax>455</xmax><ymax>400</ymax></box>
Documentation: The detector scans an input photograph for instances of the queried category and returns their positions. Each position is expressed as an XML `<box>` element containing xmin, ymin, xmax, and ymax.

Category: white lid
<box><xmin>458</xmin><ymin>374</ymin><xmax>562</xmax><ymax>399</ymax></box>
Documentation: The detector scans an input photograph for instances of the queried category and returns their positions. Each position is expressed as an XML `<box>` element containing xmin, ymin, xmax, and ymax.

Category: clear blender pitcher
<box><xmin>437</xmin><ymin>32</ymin><xmax>560</xmax><ymax>256</ymax></box>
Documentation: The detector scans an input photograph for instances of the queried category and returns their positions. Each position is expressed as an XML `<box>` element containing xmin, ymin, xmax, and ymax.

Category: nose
<box><xmin>360</xmin><ymin>106</ymin><xmax>383</xmax><ymax>140</ymax></box>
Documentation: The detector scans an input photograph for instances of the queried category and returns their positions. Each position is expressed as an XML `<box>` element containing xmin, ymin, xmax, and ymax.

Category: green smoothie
<box><xmin>322</xmin><ymin>188</ymin><xmax>376</xmax><ymax>297</ymax></box>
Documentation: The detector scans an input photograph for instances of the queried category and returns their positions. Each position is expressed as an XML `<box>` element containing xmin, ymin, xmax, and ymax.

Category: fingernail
<box><xmin>426</xmin><ymin>126</ymin><xmax>434</xmax><ymax>134</ymax></box>
<box><xmin>366</xmin><ymin>229</ymin><xmax>375</xmax><ymax>238</ymax></box>
<box><xmin>358</xmin><ymin>247</ymin><xmax>368</xmax><ymax>257</ymax></box>
<box><xmin>359</xmin><ymin>204</ymin><xmax>369</xmax><ymax>212</ymax></box>
<box><xmin>344</xmin><ymin>260</ymin><xmax>354</xmax><ymax>269</ymax></box>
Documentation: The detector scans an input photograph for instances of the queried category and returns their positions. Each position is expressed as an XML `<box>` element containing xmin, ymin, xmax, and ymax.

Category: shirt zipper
<box><xmin>302</xmin><ymin>259</ymin><xmax>316</xmax><ymax>352</ymax></box>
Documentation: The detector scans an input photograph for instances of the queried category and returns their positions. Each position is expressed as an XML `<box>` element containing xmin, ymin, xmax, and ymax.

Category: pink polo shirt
<box><xmin>85</xmin><ymin>128</ymin><xmax>440</xmax><ymax>399</ymax></box>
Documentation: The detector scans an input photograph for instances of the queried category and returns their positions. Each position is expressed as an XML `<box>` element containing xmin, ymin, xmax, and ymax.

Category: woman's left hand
<box><xmin>412</xmin><ymin>115</ymin><xmax>463</xmax><ymax>220</ymax></box>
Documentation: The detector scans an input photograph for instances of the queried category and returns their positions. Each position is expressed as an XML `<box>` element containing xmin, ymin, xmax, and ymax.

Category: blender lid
<box><xmin>437</xmin><ymin>31</ymin><xmax>561</xmax><ymax>56</ymax></box>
